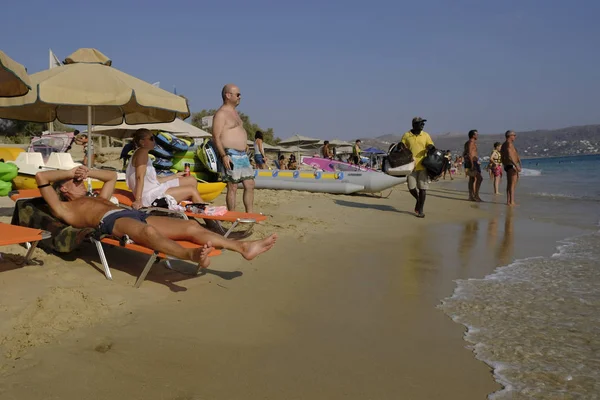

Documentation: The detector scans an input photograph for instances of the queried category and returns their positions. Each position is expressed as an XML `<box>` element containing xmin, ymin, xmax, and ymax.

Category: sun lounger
<box><xmin>110</xmin><ymin>189</ymin><xmax>267</xmax><ymax>238</ymax></box>
<box><xmin>10</xmin><ymin>195</ymin><xmax>221</xmax><ymax>287</ymax></box>
<box><xmin>0</xmin><ymin>222</ymin><xmax>51</xmax><ymax>264</ymax></box>
<box><xmin>91</xmin><ymin>236</ymin><xmax>221</xmax><ymax>288</ymax></box>
<box><xmin>10</xmin><ymin>188</ymin><xmax>267</xmax><ymax>238</ymax></box>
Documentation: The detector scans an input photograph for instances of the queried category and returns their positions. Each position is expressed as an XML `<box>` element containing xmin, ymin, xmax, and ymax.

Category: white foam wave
<box><xmin>440</xmin><ymin>228</ymin><xmax>600</xmax><ymax>399</ymax></box>
<box><xmin>520</xmin><ymin>168</ymin><xmax>541</xmax><ymax>176</ymax></box>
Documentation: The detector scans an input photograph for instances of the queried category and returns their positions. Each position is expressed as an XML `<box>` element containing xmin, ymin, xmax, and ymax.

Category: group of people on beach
<box><xmin>462</xmin><ymin>129</ymin><xmax>522</xmax><ymax>206</ymax></box>
<box><xmin>399</xmin><ymin>118</ymin><xmax>522</xmax><ymax>218</ymax></box>
<box><xmin>35</xmin><ymin>83</ymin><xmax>278</xmax><ymax>271</ymax></box>
<box><xmin>38</xmin><ymin>82</ymin><xmax>523</xmax><ymax>272</ymax></box>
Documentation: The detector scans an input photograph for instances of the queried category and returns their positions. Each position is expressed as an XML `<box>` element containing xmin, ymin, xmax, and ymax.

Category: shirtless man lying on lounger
<box><xmin>35</xmin><ymin>166</ymin><xmax>277</xmax><ymax>269</ymax></box>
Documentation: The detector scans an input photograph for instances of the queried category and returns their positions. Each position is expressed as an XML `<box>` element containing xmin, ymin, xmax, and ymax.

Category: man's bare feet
<box><xmin>192</xmin><ymin>242</ymin><xmax>214</xmax><ymax>269</ymax></box>
<box><xmin>240</xmin><ymin>234</ymin><xmax>278</xmax><ymax>260</ymax></box>
<box><xmin>475</xmin><ymin>197</ymin><xmax>484</xmax><ymax>202</ymax></box>
<box><xmin>468</xmin><ymin>196</ymin><xmax>476</xmax><ymax>202</ymax></box>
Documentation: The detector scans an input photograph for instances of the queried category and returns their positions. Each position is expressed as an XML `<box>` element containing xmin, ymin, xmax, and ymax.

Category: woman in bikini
<box><xmin>489</xmin><ymin>142</ymin><xmax>503</xmax><ymax>195</ymax></box>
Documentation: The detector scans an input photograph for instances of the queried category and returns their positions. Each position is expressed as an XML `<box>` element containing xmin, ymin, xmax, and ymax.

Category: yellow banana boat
<box><xmin>12</xmin><ymin>174</ymin><xmax>225</xmax><ymax>202</ymax></box>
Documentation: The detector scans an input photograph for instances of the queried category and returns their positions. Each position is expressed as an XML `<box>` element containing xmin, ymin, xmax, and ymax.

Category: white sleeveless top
<box><xmin>254</xmin><ymin>140</ymin><xmax>263</xmax><ymax>156</ymax></box>
<box><xmin>126</xmin><ymin>150</ymin><xmax>179</xmax><ymax>207</ymax></box>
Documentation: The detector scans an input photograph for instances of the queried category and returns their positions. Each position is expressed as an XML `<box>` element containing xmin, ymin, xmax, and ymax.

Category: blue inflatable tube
<box><xmin>154</xmin><ymin>131</ymin><xmax>189</xmax><ymax>153</ymax></box>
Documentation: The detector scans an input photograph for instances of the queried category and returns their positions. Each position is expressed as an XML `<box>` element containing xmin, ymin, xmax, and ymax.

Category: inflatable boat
<box><xmin>250</xmin><ymin>169</ymin><xmax>405</xmax><ymax>194</ymax></box>
<box><xmin>301</xmin><ymin>156</ymin><xmax>377</xmax><ymax>173</ymax></box>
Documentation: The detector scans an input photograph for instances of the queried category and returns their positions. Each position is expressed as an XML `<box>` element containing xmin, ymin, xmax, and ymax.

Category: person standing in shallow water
<box><xmin>501</xmin><ymin>130</ymin><xmax>522</xmax><ymax>206</ymax></box>
<box><xmin>463</xmin><ymin>129</ymin><xmax>483</xmax><ymax>202</ymax></box>
<box><xmin>401</xmin><ymin>117</ymin><xmax>434</xmax><ymax>218</ymax></box>
<box><xmin>489</xmin><ymin>142</ymin><xmax>503</xmax><ymax>195</ymax></box>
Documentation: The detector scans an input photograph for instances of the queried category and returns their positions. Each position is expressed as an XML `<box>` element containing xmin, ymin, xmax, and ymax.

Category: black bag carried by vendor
<box><xmin>387</xmin><ymin>142</ymin><xmax>414</xmax><ymax>168</ymax></box>
<box><xmin>421</xmin><ymin>146</ymin><xmax>447</xmax><ymax>179</ymax></box>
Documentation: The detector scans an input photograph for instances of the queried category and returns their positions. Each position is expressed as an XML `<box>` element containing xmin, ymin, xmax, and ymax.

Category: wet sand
<box><xmin>0</xmin><ymin>174</ymin><xmax>583</xmax><ymax>399</ymax></box>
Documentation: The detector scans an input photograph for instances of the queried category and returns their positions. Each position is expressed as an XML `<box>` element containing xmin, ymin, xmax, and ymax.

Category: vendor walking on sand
<box><xmin>212</xmin><ymin>84</ymin><xmax>256</xmax><ymax>213</ymax></box>
<box><xmin>401</xmin><ymin>117</ymin><xmax>434</xmax><ymax>218</ymax></box>
<box><xmin>501</xmin><ymin>130</ymin><xmax>522</xmax><ymax>206</ymax></box>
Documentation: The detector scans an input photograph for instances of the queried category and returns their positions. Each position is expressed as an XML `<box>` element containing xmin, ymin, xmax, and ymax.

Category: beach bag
<box><xmin>151</xmin><ymin>194</ymin><xmax>184</xmax><ymax>211</ymax></box>
<box><xmin>421</xmin><ymin>146</ymin><xmax>447</xmax><ymax>179</ymax></box>
<box><xmin>387</xmin><ymin>142</ymin><xmax>414</xmax><ymax>168</ymax></box>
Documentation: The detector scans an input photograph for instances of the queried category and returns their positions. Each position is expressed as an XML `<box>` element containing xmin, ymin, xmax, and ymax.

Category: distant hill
<box><xmin>360</xmin><ymin>124</ymin><xmax>600</xmax><ymax>158</ymax></box>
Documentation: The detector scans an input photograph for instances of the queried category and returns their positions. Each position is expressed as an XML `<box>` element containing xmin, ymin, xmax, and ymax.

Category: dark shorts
<box><xmin>351</xmin><ymin>155</ymin><xmax>360</xmax><ymax>164</ymax></box>
<box><xmin>98</xmin><ymin>209</ymin><xmax>149</xmax><ymax>236</ymax></box>
<box><xmin>254</xmin><ymin>153</ymin><xmax>265</xmax><ymax>165</ymax></box>
<box><xmin>504</xmin><ymin>164</ymin><xmax>515</xmax><ymax>172</ymax></box>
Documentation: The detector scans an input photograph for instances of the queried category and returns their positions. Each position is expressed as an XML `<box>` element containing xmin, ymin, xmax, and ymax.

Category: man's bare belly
<box><xmin>59</xmin><ymin>197</ymin><xmax>119</xmax><ymax>229</ymax></box>
<box><xmin>221</xmin><ymin>126</ymin><xmax>248</xmax><ymax>151</ymax></box>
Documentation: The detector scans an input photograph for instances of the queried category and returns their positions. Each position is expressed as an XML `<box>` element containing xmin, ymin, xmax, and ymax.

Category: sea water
<box><xmin>441</xmin><ymin>154</ymin><xmax>600</xmax><ymax>399</ymax></box>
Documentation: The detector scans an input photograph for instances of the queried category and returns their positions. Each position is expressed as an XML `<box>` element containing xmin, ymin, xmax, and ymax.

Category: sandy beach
<box><xmin>0</xmin><ymin>167</ymin><xmax>587</xmax><ymax>399</ymax></box>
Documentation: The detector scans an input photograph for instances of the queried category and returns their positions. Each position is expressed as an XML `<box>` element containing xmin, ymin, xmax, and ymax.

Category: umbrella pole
<box><xmin>87</xmin><ymin>105</ymin><xmax>93</xmax><ymax>169</ymax></box>
<box><xmin>86</xmin><ymin>106</ymin><xmax>93</xmax><ymax>194</ymax></box>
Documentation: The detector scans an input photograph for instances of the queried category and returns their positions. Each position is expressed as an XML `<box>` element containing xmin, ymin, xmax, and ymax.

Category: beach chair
<box><xmin>110</xmin><ymin>189</ymin><xmax>267</xmax><ymax>239</ymax></box>
<box><xmin>10</xmin><ymin>189</ymin><xmax>267</xmax><ymax>239</ymax></box>
<box><xmin>91</xmin><ymin>236</ymin><xmax>221</xmax><ymax>288</ymax></box>
<box><xmin>10</xmin><ymin>195</ymin><xmax>221</xmax><ymax>288</ymax></box>
<box><xmin>0</xmin><ymin>222</ymin><xmax>51</xmax><ymax>264</ymax></box>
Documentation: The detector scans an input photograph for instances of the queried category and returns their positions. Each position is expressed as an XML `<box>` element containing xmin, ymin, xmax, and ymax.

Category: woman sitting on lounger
<box><xmin>126</xmin><ymin>128</ymin><xmax>203</xmax><ymax>210</ymax></box>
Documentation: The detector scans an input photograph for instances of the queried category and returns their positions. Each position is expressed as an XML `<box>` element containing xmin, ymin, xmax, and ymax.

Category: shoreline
<box><xmin>0</xmin><ymin>176</ymin><xmax>588</xmax><ymax>399</ymax></box>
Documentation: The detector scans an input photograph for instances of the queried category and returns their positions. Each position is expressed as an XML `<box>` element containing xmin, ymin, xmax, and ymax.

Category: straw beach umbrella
<box><xmin>278</xmin><ymin>134</ymin><xmax>320</xmax><ymax>146</ymax></box>
<box><xmin>93</xmin><ymin>118</ymin><xmax>211</xmax><ymax>140</ymax></box>
<box><xmin>279</xmin><ymin>134</ymin><xmax>320</xmax><ymax>161</ymax></box>
<box><xmin>0</xmin><ymin>48</ymin><xmax>190</xmax><ymax>167</ymax></box>
<box><xmin>0</xmin><ymin>50</ymin><xmax>31</xmax><ymax>97</ymax></box>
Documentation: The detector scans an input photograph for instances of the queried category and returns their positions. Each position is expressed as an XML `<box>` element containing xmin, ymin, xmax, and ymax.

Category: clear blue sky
<box><xmin>2</xmin><ymin>0</ymin><xmax>599</xmax><ymax>140</ymax></box>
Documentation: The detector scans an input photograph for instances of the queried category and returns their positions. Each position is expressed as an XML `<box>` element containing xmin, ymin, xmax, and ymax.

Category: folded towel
<box><xmin>203</xmin><ymin>206</ymin><xmax>228</xmax><ymax>216</ymax></box>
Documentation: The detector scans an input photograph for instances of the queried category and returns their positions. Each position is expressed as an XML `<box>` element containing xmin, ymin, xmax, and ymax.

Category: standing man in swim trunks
<box><xmin>212</xmin><ymin>84</ymin><xmax>256</xmax><ymax>213</ymax></box>
<box><xmin>500</xmin><ymin>130</ymin><xmax>522</xmax><ymax>206</ymax></box>
<box><xmin>463</xmin><ymin>129</ymin><xmax>483</xmax><ymax>202</ymax></box>
<box><xmin>401</xmin><ymin>117</ymin><xmax>434</xmax><ymax>218</ymax></box>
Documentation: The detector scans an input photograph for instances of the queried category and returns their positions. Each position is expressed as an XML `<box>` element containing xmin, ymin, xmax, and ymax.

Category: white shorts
<box><xmin>407</xmin><ymin>169</ymin><xmax>429</xmax><ymax>190</ymax></box>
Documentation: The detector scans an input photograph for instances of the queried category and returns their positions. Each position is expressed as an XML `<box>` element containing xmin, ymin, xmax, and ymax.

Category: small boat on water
<box><xmin>250</xmin><ymin>168</ymin><xmax>405</xmax><ymax>194</ymax></box>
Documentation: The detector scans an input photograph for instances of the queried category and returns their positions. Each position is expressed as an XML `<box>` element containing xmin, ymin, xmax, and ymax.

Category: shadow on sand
<box><xmin>42</xmin><ymin>246</ymin><xmax>244</xmax><ymax>292</ymax></box>
<box><xmin>333</xmin><ymin>199</ymin><xmax>415</xmax><ymax>216</ymax></box>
